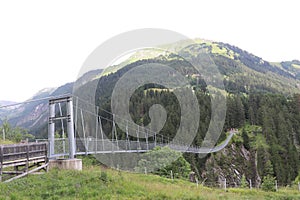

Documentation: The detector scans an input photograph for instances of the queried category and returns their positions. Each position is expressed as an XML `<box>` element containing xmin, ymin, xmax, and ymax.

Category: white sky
<box><xmin>0</xmin><ymin>0</ymin><xmax>299</xmax><ymax>102</ymax></box>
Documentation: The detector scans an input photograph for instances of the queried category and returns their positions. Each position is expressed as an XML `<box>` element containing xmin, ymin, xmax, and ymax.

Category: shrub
<box><xmin>135</xmin><ymin>146</ymin><xmax>191</xmax><ymax>179</ymax></box>
<box><xmin>99</xmin><ymin>171</ymin><xmax>109</xmax><ymax>182</ymax></box>
<box><xmin>261</xmin><ymin>175</ymin><xmax>276</xmax><ymax>192</ymax></box>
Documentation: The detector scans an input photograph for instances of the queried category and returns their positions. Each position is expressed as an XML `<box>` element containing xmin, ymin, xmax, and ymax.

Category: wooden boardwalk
<box><xmin>0</xmin><ymin>142</ymin><xmax>48</xmax><ymax>182</ymax></box>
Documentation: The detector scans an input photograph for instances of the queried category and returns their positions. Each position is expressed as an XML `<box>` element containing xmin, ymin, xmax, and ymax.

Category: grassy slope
<box><xmin>0</xmin><ymin>162</ymin><xmax>299</xmax><ymax>200</ymax></box>
<box><xmin>0</xmin><ymin>139</ymin><xmax>14</xmax><ymax>145</ymax></box>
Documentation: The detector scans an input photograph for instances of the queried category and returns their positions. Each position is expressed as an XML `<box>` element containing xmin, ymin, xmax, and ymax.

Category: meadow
<box><xmin>0</xmin><ymin>157</ymin><xmax>299</xmax><ymax>200</ymax></box>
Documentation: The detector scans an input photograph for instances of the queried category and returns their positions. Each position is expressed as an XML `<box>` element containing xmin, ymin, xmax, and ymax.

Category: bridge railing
<box><xmin>39</xmin><ymin>138</ymin><xmax>169</xmax><ymax>156</ymax></box>
<box><xmin>76</xmin><ymin>139</ymin><xmax>165</xmax><ymax>154</ymax></box>
<box><xmin>37</xmin><ymin>129</ymin><xmax>235</xmax><ymax>157</ymax></box>
<box><xmin>38</xmin><ymin>137</ymin><xmax>222</xmax><ymax>156</ymax></box>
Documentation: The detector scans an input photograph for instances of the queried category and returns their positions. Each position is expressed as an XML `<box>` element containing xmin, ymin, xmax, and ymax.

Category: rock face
<box><xmin>202</xmin><ymin>143</ymin><xmax>261</xmax><ymax>188</ymax></box>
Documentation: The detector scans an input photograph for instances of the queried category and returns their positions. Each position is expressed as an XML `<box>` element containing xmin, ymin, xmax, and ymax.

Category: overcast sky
<box><xmin>0</xmin><ymin>0</ymin><xmax>299</xmax><ymax>102</ymax></box>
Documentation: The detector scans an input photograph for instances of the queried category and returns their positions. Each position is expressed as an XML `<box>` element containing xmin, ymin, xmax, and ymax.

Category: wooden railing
<box><xmin>0</xmin><ymin>142</ymin><xmax>48</xmax><ymax>182</ymax></box>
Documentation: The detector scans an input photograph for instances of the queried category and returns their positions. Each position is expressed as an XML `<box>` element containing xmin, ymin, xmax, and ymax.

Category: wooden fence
<box><xmin>0</xmin><ymin>142</ymin><xmax>48</xmax><ymax>182</ymax></box>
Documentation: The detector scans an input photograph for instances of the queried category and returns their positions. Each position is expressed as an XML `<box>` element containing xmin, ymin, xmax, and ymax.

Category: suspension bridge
<box><xmin>0</xmin><ymin>94</ymin><xmax>235</xmax><ymax>182</ymax></box>
<box><xmin>44</xmin><ymin>95</ymin><xmax>236</xmax><ymax>159</ymax></box>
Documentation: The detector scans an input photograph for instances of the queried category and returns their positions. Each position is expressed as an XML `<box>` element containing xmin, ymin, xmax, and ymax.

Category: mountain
<box><xmin>75</xmin><ymin>39</ymin><xmax>300</xmax><ymax>187</ymax></box>
<box><xmin>99</xmin><ymin>40</ymin><xmax>300</xmax><ymax>95</ymax></box>
<box><xmin>4</xmin><ymin>40</ymin><xmax>299</xmax><ymax>135</ymax></box>
<box><xmin>0</xmin><ymin>69</ymin><xmax>103</xmax><ymax>137</ymax></box>
<box><xmin>0</xmin><ymin>101</ymin><xmax>18</xmax><ymax>124</ymax></box>
<box><xmin>75</xmin><ymin>69</ymin><xmax>103</xmax><ymax>87</ymax></box>
<box><xmin>0</xmin><ymin>83</ymin><xmax>72</xmax><ymax>135</ymax></box>
<box><xmin>0</xmin><ymin>100</ymin><xmax>18</xmax><ymax>107</ymax></box>
<box><xmin>277</xmin><ymin>60</ymin><xmax>300</xmax><ymax>79</ymax></box>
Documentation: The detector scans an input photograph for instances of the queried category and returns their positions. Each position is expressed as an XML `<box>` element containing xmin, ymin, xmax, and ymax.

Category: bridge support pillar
<box><xmin>48</xmin><ymin>159</ymin><xmax>82</xmax><ymax>171</ymax></box>
<box><xmin>48</xmin><ymin>96</ymin><xmax>76</xmax><ymax>159</ymax></box>
<box><xmin>67</xmin><ymin>97</ymin><xmax>76</xmax><ymax>159</ymax></box>
<box><xmin>48</xmin><ymin>102</ymin><xmax>55</xmax><ymax>157</ymax></box>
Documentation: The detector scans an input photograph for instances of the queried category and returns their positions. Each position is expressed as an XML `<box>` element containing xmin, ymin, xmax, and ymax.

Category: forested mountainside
<box><xmin>86</xmin><ymin>40</ymin><xmax>300</xmax><ymax>186</ymax></box>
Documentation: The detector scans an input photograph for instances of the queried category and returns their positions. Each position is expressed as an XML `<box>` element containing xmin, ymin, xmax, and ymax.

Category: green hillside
<box><xmin>0</xmin><ymin>139</ymin><xmax>14</xmax><ymax>145</ymax></box>
<box><xmin>100</xmin><ymin>40</ymin><xmax>300</xmax><ymax>95</ymax></box>
<box><xmin>0</xmin><ymin>159</ymin><xmax>299</xmax><ymax>200</ymax></box>
<box><xmin>73</xmin><ymin>40</ymin><xmax>300</xmax><ymax>188</ymax></box>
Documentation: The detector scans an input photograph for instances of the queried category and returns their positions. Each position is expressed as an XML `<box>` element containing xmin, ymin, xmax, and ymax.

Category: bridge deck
<box><xmin>47</xmin><ymin>131</ymin><xmax>235</xmax><ymax>158</ymax></box>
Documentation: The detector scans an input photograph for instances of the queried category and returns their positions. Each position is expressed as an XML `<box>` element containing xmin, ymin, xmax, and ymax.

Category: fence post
<box><xmin>298</xmin><ymin>182</ymin><xmax>299</xmax><ymax>192</ymax></box>
<box><xmin>275</xmin><ymin>180</ymin><xmax>278</xmax><ymax>192</ymax></box>
<box><xmin>26</xmin><ymin>144</ymin><xmax>29</xmax><ymax>173</ymax></box>
<box><xmin>170</xmin><ymin>170</ymin><xmax>174</xmax><ymax>181</ymax></box>
<box><xmin>249</xmin><ymin>179</ymin><xmax>252</xmax><ymax>190</ymax></box>
<box><xmin>224</xmin><ymin>178</ymin><xmax>227</xmax><ymax>191</ymax></box>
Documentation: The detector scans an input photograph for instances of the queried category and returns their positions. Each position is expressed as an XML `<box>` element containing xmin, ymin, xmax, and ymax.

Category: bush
<box><xmin>135</xmin><ymin>146</ymin><xmax>191</xmax><ymax>179</ymax></box>
<box><xmin>261</xmin><ymin>175</ymin><xmax>276</xmax><ymax>192</ymax></box>
<box><xmin>99</xmin><ymin>171</ymin><xmax>109</xmax><ymax>182</ymax></box>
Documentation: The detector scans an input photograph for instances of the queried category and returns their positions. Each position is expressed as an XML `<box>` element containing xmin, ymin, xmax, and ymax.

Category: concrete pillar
<box><xmin>48</xmin><ymin>159</ymin><xmax>82</xmax><ymax>171</ymax></box>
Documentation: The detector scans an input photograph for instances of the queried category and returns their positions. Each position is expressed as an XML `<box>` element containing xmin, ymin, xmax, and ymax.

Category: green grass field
<box><xmin>0</xmin><ymin>139</ymin><xmax>14</xmax><ymax>145</ymax></box>
<box><xmin>0</xmin><ymin>158</ymin><xmax>299</xmax><ymax>200</ymax></box>
<box><xmin>0</xmin><ymin>166</ymin><xmax>300</xmax><ymax>199</ymax></box>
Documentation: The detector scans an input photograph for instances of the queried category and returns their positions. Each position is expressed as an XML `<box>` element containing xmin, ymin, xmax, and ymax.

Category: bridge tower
<box><xmin>48</xmin><ymin>96</ymin><xmax>76</xmax><ymax>159</ymax></box>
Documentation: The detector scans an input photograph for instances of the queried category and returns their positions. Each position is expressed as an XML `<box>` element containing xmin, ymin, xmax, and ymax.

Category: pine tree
<box><xmin>261</xmin><ymin>175</ymin><xmax>276</xmax><ymax>192</ymax></box>
<box><xmin>242</xmin><ymin>128</ymin><xmax>250</xmax><ymax>150</ymax></box>
<box><xmin>263</xmin><ymin>160</ymin><xmax>274</xmax><ymax>177</ymax></box>
<box><xmin>240</xmin><ymin>174</ymin><xmax>249</xmax><ymax>188</ymax></box>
